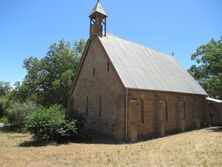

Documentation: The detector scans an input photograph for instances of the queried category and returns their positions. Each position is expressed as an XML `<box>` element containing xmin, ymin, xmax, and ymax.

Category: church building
<box><xmin>69</xmin><ymin>1</ymin><xmax>208</xmax><ymax>142</ymax></box>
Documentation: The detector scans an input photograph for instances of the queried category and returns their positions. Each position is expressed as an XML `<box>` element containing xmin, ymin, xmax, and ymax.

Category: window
<box><xmin>141</xmin><ymin>99</ymin><xmax>144</xmax><ymax>123</ymax></box>
<box><xmin>107</xmin><ymin>61</ymin><xmax>110</xmax><ymax>72</ymax></box>
<box><xmin>93</xmin><ymin>68</ymin><xmax>96</xmax><ymax>77</ymax></box>
<box><xmin>99</xmin><ymin>96</ymin><xmax>102</xmax><ymax>117</ymax></box>
<box><xmin>86</xmin><ymin>96</ymin><xmax>88</xmax><ymax>115</ymax></box>
<box><xmin>165</xmin><ymin>101</ymin><xmax>168</xmax><ymax>122</ymax></box>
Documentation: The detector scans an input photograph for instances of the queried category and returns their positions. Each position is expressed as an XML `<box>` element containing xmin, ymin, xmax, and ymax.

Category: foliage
<box><xmin>11</xmin><ymin>39</ymin><xmax>86</xmax><ymax>108</ymax></box>
<box><xmin>65</xmin><ymin>110</ymin><xmax>86</xmax><ymax>131</ymax></box>
<box><xmin>7</xmin><ymin>101</ymin><xmax>38</xmax><ymax>129</ymax></box>
<box><xmin>0</xmin><ymin>116</ymin><xmax>8</xmax><ymax>124</ymax></box>
<box><xmin>0</xmin><ymin>81</ymin><xmax>12</xmax><ymax>97</ymax></box>
<box><xmin>25</xmin><ymin>105</ymin><xmax>84</xmax><ymax>140</ymax></box>
<box><xmin>7</xmin><ymin>40</ymin><xmax>85</xmax><ymax>107</ymax></box>
<box><xmin>56</xmin><ymin>120</ymin><xmax>78</xmax><ymax>138</ymax></box>
<box><xmin>188</xmin><ymin>38</ymin><xmax>222</xmax><ymax>99</ymax></box>
<box><xmin>0</xmin><ymin>97</ymin><xmax>7</xmax><ymax>118</ymax></box>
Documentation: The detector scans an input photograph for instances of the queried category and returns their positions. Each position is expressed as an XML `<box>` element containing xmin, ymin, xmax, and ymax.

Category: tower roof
<box><xmin>90</xmin><ymin>1</ymin><xmax>107</xmax><ymax>17</ymax></box>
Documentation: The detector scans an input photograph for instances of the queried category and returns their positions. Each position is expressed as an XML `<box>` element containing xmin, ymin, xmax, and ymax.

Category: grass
<box><xmin>0</xmin><ymin>127</ymin><xmax>222</xmax><ymax>167</ymax></box>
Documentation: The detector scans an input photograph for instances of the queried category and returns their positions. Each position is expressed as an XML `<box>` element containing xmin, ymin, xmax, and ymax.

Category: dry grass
<box><xmin>0</xmin><ymin>127</ymin><xmax>222</xmax><ymax>167</ymax></box>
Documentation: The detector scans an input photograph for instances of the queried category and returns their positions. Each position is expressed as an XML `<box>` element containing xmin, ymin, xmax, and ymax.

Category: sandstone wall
<box><xmin>70</xmin><ymin>38</ymin><xmax>125</xmax><ymax>141</ymax></box>
<box><xmin>127</xmin><ymin>90</ymin><xmax>207</xmax><ymax>141</ymax></box>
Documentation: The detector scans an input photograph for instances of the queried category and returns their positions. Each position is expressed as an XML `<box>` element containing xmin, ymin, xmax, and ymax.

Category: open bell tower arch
<box><xmin>89</xmin><ymin>0</ymin><xmax>107</xmax><ymax>37</ymax></box>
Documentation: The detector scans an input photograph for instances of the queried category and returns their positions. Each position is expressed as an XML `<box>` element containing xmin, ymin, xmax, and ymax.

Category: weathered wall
<box><xmin>70</xmin><ymin>37</ymin><xmax>125</xmax><ymax>141</ymax></box>
<box><xmin>126</xmin><ymin>90</ymin><xmax>207</xmax><ymax>142</ymax></box>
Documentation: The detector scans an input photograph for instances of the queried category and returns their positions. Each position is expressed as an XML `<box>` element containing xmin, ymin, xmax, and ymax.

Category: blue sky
<box><xmin>0</xmin><ymin>0</ymin><xmax>221</xmax><ymax>85</ymax></box>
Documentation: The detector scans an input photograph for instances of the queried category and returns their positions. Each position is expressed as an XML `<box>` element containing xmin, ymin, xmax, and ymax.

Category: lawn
<box><xmin>0</xmin><ymin>127</ymin><xmax>222</xmax><ymax>167</ymax></box>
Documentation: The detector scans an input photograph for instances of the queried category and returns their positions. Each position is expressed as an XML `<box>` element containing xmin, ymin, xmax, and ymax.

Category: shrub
<box><xmin>25</xmin><ymin>105</ymin><xmax>83</xmax><ymax>140</ymax></box>
<box><xmin>56</xmin><ymin>120</ymin><xmax>78</xmax><ymax>138</ymax></box>
<box><xmin>65</xmin><ymin>110</ymin><xmax>86</xmax><ymax>132</ymax></box>
<box><xmin>7</xmin><ymin>101</ymin><xmax>38</xmax><ymax>129</ymax></box>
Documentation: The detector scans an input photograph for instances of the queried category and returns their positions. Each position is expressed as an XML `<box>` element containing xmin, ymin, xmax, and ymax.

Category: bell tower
<box><xmin>89</xmin><ymin>0</ymin><xmax>107</xmax><ymax>37</ymax></box>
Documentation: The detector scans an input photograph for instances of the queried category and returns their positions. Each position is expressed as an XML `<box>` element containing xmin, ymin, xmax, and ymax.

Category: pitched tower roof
<box><xmin>90</xmin><ymin>0</ymin><xmax>107</xmax><ymax>17</ymax></box>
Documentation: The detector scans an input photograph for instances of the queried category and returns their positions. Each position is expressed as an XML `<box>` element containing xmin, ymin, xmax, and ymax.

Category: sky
<box><xmin>0</xmin><ymin>0</ymin><xmax>222</xmax><ymax>85</ymax></box>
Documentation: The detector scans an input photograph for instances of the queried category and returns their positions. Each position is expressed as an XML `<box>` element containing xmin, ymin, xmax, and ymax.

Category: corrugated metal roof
<box><xmin>99</xmin><ymin>34</ymin><xmax>207</xmax><ymax>95</ymax></box>
<box><xmin>90</xmin><ymin>1</ymin><xmax>107</xmax><ymax>17</ymax></box>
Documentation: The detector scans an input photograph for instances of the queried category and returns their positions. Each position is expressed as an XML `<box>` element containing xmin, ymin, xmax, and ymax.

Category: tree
<box><xmin>0</xmin><ymin>81</ymin><xmax>12</xmax><ymax>118</ymax></box>
<box><xmin>14</xmin><ymin>39</ymin><xmax>85</xmax><ymax>107</ymax></box>
<box><xmin>188</xmin><ymin>38</ymin><xmax>222</xmax><ymax>99</ymax></box>
<box><xmin>6</xmin><ymin>39</ymin><xmax>85</xmax><ymax>108</ymax></box>
<box><xmin>0</xmin><ymin>81</ymin><xmax>12</xmax><ymax>97</ymax></box>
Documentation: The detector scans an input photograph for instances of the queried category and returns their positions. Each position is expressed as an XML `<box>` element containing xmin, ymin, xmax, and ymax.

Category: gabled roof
<box><xmin>99</xmin><ymin>34</ymin><xmax>207</xmax><ymax>95</ymax></box>
<box><xmin>90</xmin><ymin>1</ymin><xmax>107</xmax><ymax>17</ymax></box>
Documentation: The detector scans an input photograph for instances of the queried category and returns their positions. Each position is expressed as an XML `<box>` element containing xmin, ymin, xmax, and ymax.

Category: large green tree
<box><xmin>11</xmin><ymin>39</ymin><xmax>85</xmax><ymax>107</ymax></box>
<box><xmin>189</xmin><ymin>38</ymin><xmax>222</xmax><ymax>99</ymax></box>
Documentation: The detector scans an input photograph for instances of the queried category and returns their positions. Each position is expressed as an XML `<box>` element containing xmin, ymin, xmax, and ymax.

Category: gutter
<box><xmin>125</xmin><ymin>88</ymin><xmax>128</xmax><ymax>142</ymax></box>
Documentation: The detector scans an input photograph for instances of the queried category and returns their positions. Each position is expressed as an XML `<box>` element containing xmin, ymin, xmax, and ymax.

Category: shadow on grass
<box><xmin>19</xmin><ymin>137</ymin><xmax>118</xmax><ymax>147</ymax></box>
<box><xmin>19</xmin><ymin>139</ymin><xmax>57</xmax><ymax>147</ymax></box>
<box><xmin>18</xmin><ymin>134</ymin><xmax>120</xmax><ymax>147</ymax></box>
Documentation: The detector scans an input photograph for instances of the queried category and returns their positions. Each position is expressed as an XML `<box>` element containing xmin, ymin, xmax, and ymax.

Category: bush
<box><xmin>7</xmin><ymin>101</ymin><xmax>38</xmax><ymax>129</ymax></box>
<box><xmin>25</xmin><ymin>105</ymin><xmax>83</xmax><ymax>140</ymax></box>
<box><xmin>65</xmin><ymin>110</ymin><xmax>86</xmax><ymax>132</ymax></box>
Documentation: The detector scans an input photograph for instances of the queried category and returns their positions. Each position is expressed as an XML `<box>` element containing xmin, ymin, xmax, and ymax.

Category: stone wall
<box><xmin>127</xmin><ymin>90</ymin><xmax>207</xmax><ymax>142</ymax></box>
<box><xmin>70</xmin><ymin>37</ymin><xmax>208</xmax><ymax>142</ymax></box>
<box><xmin>70</xmin><ymin>37</ymin><xmax>125</xmax><ymax>141</ymax></box>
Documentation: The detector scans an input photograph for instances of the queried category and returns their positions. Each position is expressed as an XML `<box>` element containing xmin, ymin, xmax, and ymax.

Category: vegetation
<box><xmin>25</xmin><ymin>105</ymin><xmax>84</xmax><ymax>140</ymax></box>
<box><xmin>0</xmin><ymin>81</ymin><xmax>12</xmax><ymax>97</ymax></box>
<box><xmin>7</xmin><ymin>101</ymin><xmax>38</xmax><ymax>129</ymax></box>
<box><xmin>10</xmin><ymin>39</ymin><xmax>86</xmax><ymax>108</ymax></box>
<box><xmin>0</xmin><ymin>39</ymin><xmax>86</xmax><ymax>141</ymax></box>
<box><xmin>189</xmin><ymin>37</ymin><xmax>222</xmax><ymax>99</ymax></box>
<box><xmin>0</xmin><ymin>82</ymin><xmax>11</xmax><ymax>118</ymax></box>
<box><xmin>0</xmin><ymin>97</ymin><xmax>7</xmax><ymax>118</ymax></box>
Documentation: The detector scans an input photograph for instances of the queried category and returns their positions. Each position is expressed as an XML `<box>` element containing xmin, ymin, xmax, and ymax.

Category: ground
<box><xmin>0</xmin><ymin>127</ymin><xmax>222</xmax><ymax>167</ymax></box>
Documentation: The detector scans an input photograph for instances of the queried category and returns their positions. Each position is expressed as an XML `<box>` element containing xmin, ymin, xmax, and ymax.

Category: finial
<box><xmin>171</xmin><ymin>52</ymin><xmax>175</xmax><ymax>56</ymax></box>
<box><xmin>97</xmin><ymin>0</ymin><xmax>100</xmax><ymax>3</ymax></box>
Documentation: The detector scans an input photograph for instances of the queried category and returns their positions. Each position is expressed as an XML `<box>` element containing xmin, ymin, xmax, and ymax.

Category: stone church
<box><xmin>69</xmin><ymin>1</ymin><xmax>208</xmax><ymax>142</ymax></box>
